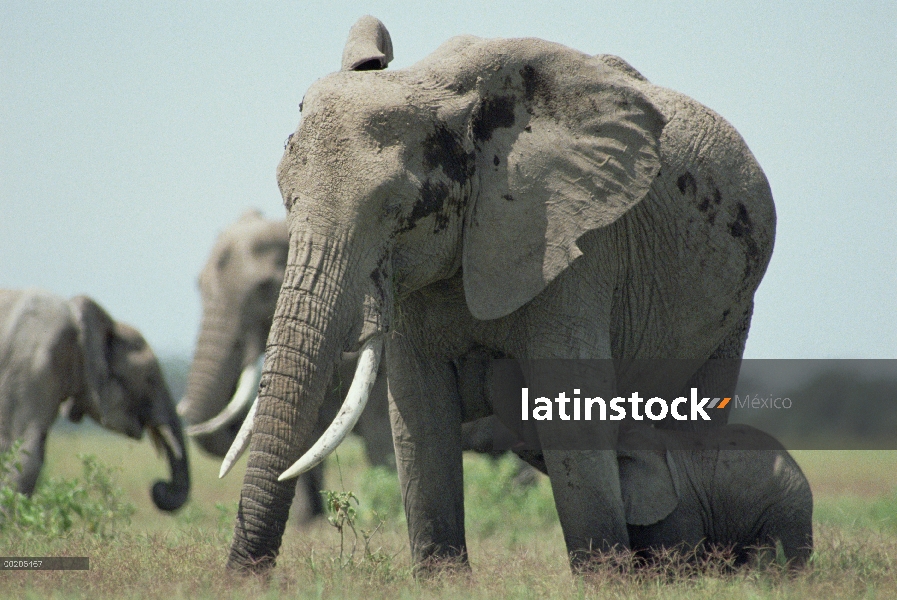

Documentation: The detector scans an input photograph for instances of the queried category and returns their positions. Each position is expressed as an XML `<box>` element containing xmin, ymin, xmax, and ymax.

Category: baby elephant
<box><xmin>617</xmin><ymin>423</ymin><xmax>812</xmax><ymax>568</ymax></box>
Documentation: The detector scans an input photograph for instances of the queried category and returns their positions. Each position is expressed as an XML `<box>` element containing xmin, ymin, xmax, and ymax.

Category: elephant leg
<box><xmin>660</xmin><ymin>302</ymin><xmax>754</xmax><ymax>432</ymax></box>
<box><xmin>763</xmin><ymin>514</ymin><xmax>813</xmax><ymax>569</ymax></box>
<box><xmin>289</xmin><ymin>465</ymin><xmax>325</xmax><ymax>524</ymax></box>
<box><xmin>516</xmin><ymin>299</ymin><xmax>630</xmax><ymax>567</ymax></box>
<box><xmin>353</xmin><ymin>369</ymin><xmax>395</xmax><ymax>468</ymax></box>
<box><xmin>14</xmin><ymin>426</ymin><xmax>48</xmax><ymax>496</ymax></box>
<box><xmin>540</xmin><ymin>445</ymin><xmax>629</xmax><ymax>566</ymax></box>
<box><xmin>386</xmin><ymin>337</ymin><xmax>467</xmax><ymax>574</ymax></box>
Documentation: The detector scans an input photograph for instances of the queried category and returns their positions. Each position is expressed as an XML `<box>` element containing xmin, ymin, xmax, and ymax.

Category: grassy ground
<box><xmin>1</xmin><ymin>428</ymin><xmax>896</xmax><ymax>599</ymax></box>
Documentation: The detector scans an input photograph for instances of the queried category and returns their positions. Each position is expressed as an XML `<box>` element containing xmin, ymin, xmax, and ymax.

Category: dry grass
<box><xmin>1</xmin><ymin>430</ymin><xmax>895</xmax><ymax>599</ymax></box>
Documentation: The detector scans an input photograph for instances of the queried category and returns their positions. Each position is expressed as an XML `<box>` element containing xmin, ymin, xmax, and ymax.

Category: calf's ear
<box><xmin>617</xmin><ymin>424</ymin><xmax>680</xmax><ymax>526</ymax></box>
<box><xmin>618</xmin><ymin>450</ymin><xmax>680</xmax><ymax>526</ymax></box>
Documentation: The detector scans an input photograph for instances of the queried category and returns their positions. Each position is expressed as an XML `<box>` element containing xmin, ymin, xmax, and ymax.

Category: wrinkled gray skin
<box><xmin>177</xmin><ymin>210</ymin><xmax>393</xmax><ymax>520</ymax></box>
<box><xmin>228</xmin><ymin>16</ymin><xmax>775</xmax><ymax>573</ymax></box>
<box><xmin>618</xmin><ymin>423</ymin><xmax>812</xmax><ymax>567</ymax></box>
<box><xmin>0</xmin><ymin>289</ymin><xmax>190</xmax><ymax>511</ymax></box>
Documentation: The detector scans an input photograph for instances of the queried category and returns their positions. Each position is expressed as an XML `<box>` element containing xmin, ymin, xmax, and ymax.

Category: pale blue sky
<box><xmin>1</xmin><ymin>2</ymin><xmax>894</xmax><ymax>358</ymax></box>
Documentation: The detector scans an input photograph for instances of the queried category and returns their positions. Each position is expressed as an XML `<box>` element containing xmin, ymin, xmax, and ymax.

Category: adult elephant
<box><xmin>0</xmin><ymin>289</ymin><xmax>189</xmax><ymax>511</ymax></box>
<box><xmin>177</xmin><ymin>210</ymin><xmax>393</xmax><ymax>520</ymax></box>
<box><xmin>226</xmin><ymin>16</ymin><xmax>775</xmax><ymax>573</ymax></box>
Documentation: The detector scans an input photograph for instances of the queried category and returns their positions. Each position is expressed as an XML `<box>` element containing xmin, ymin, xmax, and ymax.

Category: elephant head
<box><xmin>227</xmin><ymin>16</ymin><xmax>669</xmax><ymax>571</ymax></box>
<box><xmin>0</xmin><ymin>289</ymin><xmax>190</xmax><ymax>512</ymax></box>
<box><xmin>177</xmin><ymin>210</ymin><xmax>288</xmax><ymax>456</ymax></box>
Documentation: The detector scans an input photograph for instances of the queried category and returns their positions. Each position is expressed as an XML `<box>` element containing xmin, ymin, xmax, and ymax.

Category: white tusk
<box><xmin>149</xmin><ymin>427</ymin><xmax>165</xmax><ymax>458</ymax></box>
<box><xmin>219</xmin><ymin>396</ymin><xmax>258</xmax><ymax>478</ymax></box>
<box><xmin>279</xmin><ymin>336</ymin><xmax>383</xmax><ymax>481</ymax></box>
<box><xmin>158</xmin><ymin>423</ymin><xmax>184</xmax><ymax>461</ymax></box>
<box><xmin>185</xmin><ymin>355</ymin><xmax>263</xmax><ymax>436</ymax></box>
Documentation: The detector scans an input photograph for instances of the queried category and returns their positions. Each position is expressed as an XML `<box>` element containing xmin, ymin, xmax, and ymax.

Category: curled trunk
<box><xmin>148</xmin><ymin>385</ymin><xmax>190</xmax><ymax>512</ymax></box>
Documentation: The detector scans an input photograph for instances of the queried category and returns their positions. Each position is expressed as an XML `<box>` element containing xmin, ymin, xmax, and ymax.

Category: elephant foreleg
<box><xmin>386</xmin><ymin>337</ymin><xmax>467</xmax><ymax>574</ymax></box>
<box><xmin>12</xmin><ymin>425</ymin><xmax>48</xmax><ymax>496</ymax></box>
<box><xmin>353</xmin><ymin>369</ymin><xmax>395</xmax><ymax>468</ymax></box>
<box><xmin>516</xmin><ymin>298</ymin><xmax>631</xmax><ymax>567</ymax></box>
<box><xmin>541</xmin><ymin>446</ymin><xmax>629</xmax><ymax>566</ymax></box>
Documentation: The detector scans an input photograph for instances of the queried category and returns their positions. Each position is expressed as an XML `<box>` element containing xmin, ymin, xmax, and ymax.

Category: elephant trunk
<box><xmin>278</xmin><ymin>336</ymin><xmax>383</xmax><ymax>481</ymax></box>
<box><xmin>185</xmin><ymin>359</ymin><xmax>262</xmax><ymax>436</ymax></box>
<box><xmin>227</xmin><ymin>231</ymin><xmax>359</xmax><ymax>572</ymax></box>
<box><xmin>179</xmin><ymin>302</ymin><xmax>249</xmax><ymax>456</ymax></box>
<box><xmin>147</xmin><ymin>384</ymin><xmax>191</xmax><ymax>512</ymax></box>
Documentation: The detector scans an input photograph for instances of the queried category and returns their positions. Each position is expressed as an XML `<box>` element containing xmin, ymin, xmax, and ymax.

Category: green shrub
<box><xmin>358</xmin><ymin>465</ymin><xmax>404</xmax><ymax>525</ymax></box>
<box><xmin>0</xmin><ymin>443</ymin><xmax>135</xmax><ymax>538</ymax></box>
<box><xmin>463</xmin><ymin>453</ymin><xmax>558</xmax><ymax>540</ymax></box>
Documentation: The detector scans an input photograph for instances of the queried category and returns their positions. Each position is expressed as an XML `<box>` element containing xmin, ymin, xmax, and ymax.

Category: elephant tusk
<box><xmin>219</xmin><ymin>396</ymin><xmax>258</xmax><ymax>478</ymax></box>
<box><xmin>149</xmin><ymin>427</ymin><xmax>165</xmax><ymax>458</ymax></box>
<box><xmin>148</xmin><ymin>424</ymin><xmax>184</xmax><ymax>461</ymax></box>
<box><xmin>185</xmin><ymin>356</ymin><xmax>263</xmax><ymax>436</ymax></box>
<box><xmin>158</xmin><ymin>423</ymin><xmax>184</xmax><ymax>461</ymax></box>
<box><xmin>279</xmin><ymin>336</ymin><xmax>383</xmax><ymax>482</ymax></box>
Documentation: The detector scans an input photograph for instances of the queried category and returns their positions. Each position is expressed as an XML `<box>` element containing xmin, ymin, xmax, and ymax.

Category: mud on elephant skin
<box><xmin>177</xmin><ymin>210</ymin><xmax>393</xmax><ymax>521</ymax></box>
<box><xmin>618</xmin><ymin>423</ymin><xmax>813</xmax><ymax>568</ymax></box>
<box><xmin>0</xmin><ymin>289</ymin><xmax>190</xmax><ymax>511</ymax></box>
<box><xmin>227</xmin><ymin>15</ymin><xmax>776</xmax><ymax>574</ymax></box>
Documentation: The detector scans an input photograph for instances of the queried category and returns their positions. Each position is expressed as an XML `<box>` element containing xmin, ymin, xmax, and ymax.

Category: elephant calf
<box><xmin>617</xmin><ymin>423</ymin><xmax>812</xmax><ymax>568</ymax></box>
<box><xmin>0</xmin><ymin>289</ymin><xmax>190</xmax><ymax>511</ymax></box>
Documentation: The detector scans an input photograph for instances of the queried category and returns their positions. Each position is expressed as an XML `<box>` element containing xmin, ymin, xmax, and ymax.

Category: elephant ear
<box><xmin>341</xmin><ymin>15</ymin><xmax>393</xmax><ymax>71</ymax></box>
<box><xmin>68</xmin><ymin>296</ymin><xmax>123</xmax><ymax>425</ymax></box>
<box><xmin>462</xmin><ymin>42</ymin><xmax>666</xmax><ymax>320</ymax></box>
<box><xmin>617</xmin><ymin>425</ymin><xmax>680</xmax><ymax>526</ymax></box>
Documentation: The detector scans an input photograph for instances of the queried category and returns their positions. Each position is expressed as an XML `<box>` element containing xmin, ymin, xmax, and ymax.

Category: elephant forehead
<box><xmin>112</xmin><ymin>322</ymin><xmax>150</xmax><ymax>354</ymax></box>
<box><xmin>301</xmin><ymin>73</ymin><xmax>420</xmax><ymax>133</ymax></box>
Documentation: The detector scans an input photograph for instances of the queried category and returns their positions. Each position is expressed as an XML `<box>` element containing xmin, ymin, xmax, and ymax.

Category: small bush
<box><xmin>463</xmin><ymin>453</ymin><xmax>557</xmax><ymax>539</ymax></box>
<box><xmin>358</xmin><ymin>465</ymin><xmax>404</xmax><ymax>525</ymax></box>
<box><xmin>0</xmin><ymin>443</ymin><xmax>135</xmax><ymax>538</ymax></box>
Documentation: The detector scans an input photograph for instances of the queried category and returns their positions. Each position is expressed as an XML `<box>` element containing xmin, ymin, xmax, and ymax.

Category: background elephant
<box><xmin>227</xmin><ymin>16</ymin><xmax>775</xmax><ymax>573</ymax></box>
<box><xmin>618</xmin><ymin>423</ymin><xmax>812</xmax><ymax>568</ymax></box>
<box><xmin>0</xmin><ymin>289</ymin><xmax>189</xmax><ymax>511</ymax></box>
<box><xmin>179</xmin><ymin>211</ymin><xmax>532</xmax><ymax>519</ymax></box>
<box><xmin>177</xmin><ymin>210</ymin><xmax>393</xmax><ymax>520</ymax></box>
